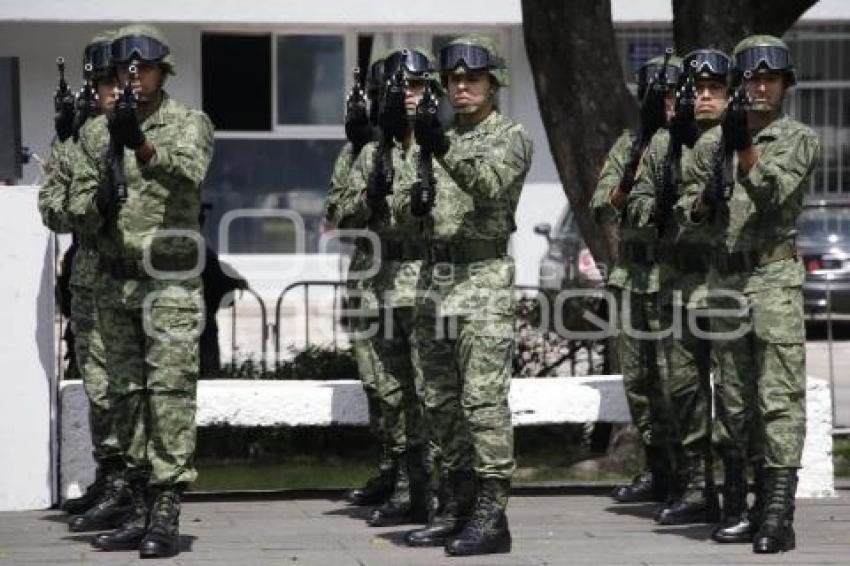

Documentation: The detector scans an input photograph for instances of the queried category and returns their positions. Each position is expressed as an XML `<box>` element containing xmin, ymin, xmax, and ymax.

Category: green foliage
<box><xmin>204</xmin><ymin>345</ymin><xmax>359</xmax><ymax>381</ymax></box>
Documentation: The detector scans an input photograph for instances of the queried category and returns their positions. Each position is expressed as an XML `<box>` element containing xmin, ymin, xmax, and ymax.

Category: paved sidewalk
<box><xmin>1</xmin><ymin>492</ymin><xmax>848</xmax><ymax>565</ymax></box>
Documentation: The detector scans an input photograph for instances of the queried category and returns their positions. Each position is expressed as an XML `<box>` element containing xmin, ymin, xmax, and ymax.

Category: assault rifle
<box><xmin>367</xmin><ymin>65</ymin><xmax>406</xmax><ymax>203</ymax></box>
<box><xmin>411</xmin><ymin>75</ymin><xmax>437</xmax><ymax>217</ymax></box>
<box><xmin>109</xmin><ymin>63</ymin><xmax>139</xmax><ymax>204</ymax></box>
<box><xmin>72</xmin><ymin>63</ymin><xmax>98</xmax><ymax>141</ymax></box>
<box><xmin>621</xmin><ymin>47</ymin><xmax>674</xmax><ymax>194</ymax></box>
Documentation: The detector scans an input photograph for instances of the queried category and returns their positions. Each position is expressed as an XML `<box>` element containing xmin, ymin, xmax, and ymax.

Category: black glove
<box><xmin>379</xmin><ymin>91</ymin><xmax>407</xmax><ymax>143</ymax></box>
<box><xmin>108</xmin><ymin>100</ymin><xmax>145</xmax><ymax>150</ymax></box>
<box><xmin>366</xmin><ymin>147</ymin><xmax>393</xmax><ymax>204</ymax></box>
<box><xmin>345</xmin><ymin>109</ymin><xmax>373</xmax><ymax>154</ymax></box>
<box><xmin>54</xmin><ymin>89</ymin><xmax>76</xmax><ymax>142</ymax></box>
<box><xmin>669</xmin><ymin>80</ymin><xmax>699</xmax><ymax>148</ymax></box>
<box><xmin>722</xmin><ymin>92</ymin><xmax>752</xmax><ymax>151</ymax></box>
<box><xmin>414</xmin><ymin>106</ymin><xmax>450</xmax><ymax>157</ymax></box>
<box><xmin>95</xmin><ymin>156</ymin><xmax>118</xmax><ymax>217</ymax></box>
<box><xmin>640</xmin><ymin>81</ymin><xmax>667</xmax><ymax>139</ymax></box>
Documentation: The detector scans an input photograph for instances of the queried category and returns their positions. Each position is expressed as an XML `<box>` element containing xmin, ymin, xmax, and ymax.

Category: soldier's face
<box><xmin>744</xmin><ymin>71</ymin><xmax>785</xmax><ymax>113</ymax></box>
<box><xmin>95</xmin><ymin>76</ymin><xmax>118</xmax><ymax>113</ymax></box>
<box><xmin>694</xmin><ymin>78</ymin><xmax>728</xmax><ymax>118</ymax></box>
<box><xmin>404</xmin><ymin>79</ymin><xmax>426</xmax><ymax>113</ymax></box>
<box><xmin>116</xmin><ymin>61</ymin><xmax>163</xmax><ymax>103</ymax></box>
<box><xmin>447</xmin><ymin>70</ymin><xmax>493</xmax><ymax>114</ymax></box>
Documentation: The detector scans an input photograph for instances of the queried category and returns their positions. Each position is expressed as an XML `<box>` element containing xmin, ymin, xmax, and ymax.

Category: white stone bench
<box><xmin>59</xmin><ymin>376</ymin><xmax>835</xmax><ymax>500</ymax></box>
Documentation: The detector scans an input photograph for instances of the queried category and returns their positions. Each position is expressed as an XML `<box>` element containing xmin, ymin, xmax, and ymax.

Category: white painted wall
<box><xmin>0</xmin><ymin>186</ymin><xmax>55</xmax><ymax>511</ymax></box>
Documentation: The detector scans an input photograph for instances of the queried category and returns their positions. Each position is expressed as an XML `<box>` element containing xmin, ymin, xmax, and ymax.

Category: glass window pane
<box><xmin>277</xmin><ymin>35</ymin><xmax>344</xmax><ymax>125</ymax></box>
<box><xmin>203</xmin><ymin>139</ymin><xmax>346</xmax><ymax>253</ymax></box>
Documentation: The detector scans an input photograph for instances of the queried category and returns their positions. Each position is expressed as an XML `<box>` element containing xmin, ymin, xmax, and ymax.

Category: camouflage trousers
<box><xmin>614</xmin><ymin>288</ymin><xmax>673</xmax><ymax>449</ymax></box>
<box><xmin>70</xmin><ymin>285</ymin><xmax>122</xmax><ymax>464</ymax></box>
<box><xmin>659</xmin><ymin>303</ymin><xmax>712</xmax><ymax>457</ymax></box>
<box><xmin>709</xmin><ymin>286</ymin><xmax>806</xmax><ymax>468</ymax></box>
<box><xmin>98</xmin><ymin>293</ymin><xmax>201</xmax><ymax>485</ymax></box>
<box><xmin>351</xmin><ymin>336</ymin><xmax>391</xmax><ymax>469</ymax></box>
<box><xmin>415</xmin><ymin>305</ymin><xmax>513</xmax><ymax>481</ymax></box>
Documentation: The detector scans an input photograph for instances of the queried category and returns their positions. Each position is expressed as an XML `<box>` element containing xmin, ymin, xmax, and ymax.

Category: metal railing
<box><xmin>273</xmin><ymin>280</ymin><xmax>347</xmax><ymax>368</ymax></box>
<box><xmin>224</xmin><ymin>288</ymin><xmax>270</xmax><ymax>371</ymax></box>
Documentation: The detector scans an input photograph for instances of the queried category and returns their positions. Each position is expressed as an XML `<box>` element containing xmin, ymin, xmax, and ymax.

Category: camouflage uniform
<box><xmin>406</xmin><ymin>109</ymin><xmax>532</xmax><ymax>490</ymax></box>
<box><xmin>627</xmin><ymin>127</ymin><xmax>717</xmax><ymax>522</ymax></box>
<box><xmin>335</xmin><ymin>137</ymin><xmax>428</xmax><ymax>521</ymax></box>
<box><xmin>591</xmin><ymin>130</ymin><xmax>673</xmax><ymax>458</ymax></box>
<box><xmin>326</xmin><ymin>142</ymin><xmax>398</xmax><ymax>485</ymax></box>
<box><xmin>677</xmin><ymin>116</ymin><xmax>819</xmax><ymax>470</ymax></box>
<box><xmin>68</xmin><ymin>93</ymin><xmax>214</xmax><ymax>487</ymax></box>
<box><xmin>39</xmin><ymin>134</ymin><xmax>119</xmax><ymax>470</ymax></box>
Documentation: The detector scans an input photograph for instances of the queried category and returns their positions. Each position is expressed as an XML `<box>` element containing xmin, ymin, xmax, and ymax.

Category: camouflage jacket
<box><xmin>391</xmin><ymin>110</ymin><xmax>533</xmax><ymax>318</ymax></box>
<box><xmin>39</xmin><ymin>138</ymin><xmax>75</xmax><ymax>234</ymax></box>
<box><xmin>38</xmin><ymin>137</ymin><xmax>103</xmax><ymax>290</ymax></box>
<box><xmin>335</xmin><ymin>138</ymin><xmax>425</xmax><ymax>309</ymax></box>
<box><xmin>591</xmin><ymin>129</ymin><xmax>660</xmax><ymax>294</ymax></box>
<box><xmin>68</xmin><ymin>93</ymin><xmax>214</xmax><ymax>306</ymax></box>
<box><xmin>675</xmin><ymin>115</ymin><xmax>820</xmax><ymax>293</ymax></box>
<box><xmin>627</xmin><ymin>129</ymin><xmax>710</xmax><ymax>306</ymax></box>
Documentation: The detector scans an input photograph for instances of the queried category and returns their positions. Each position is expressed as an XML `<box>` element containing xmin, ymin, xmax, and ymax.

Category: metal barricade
<box><xmin>273</xmin><ymin>280</ymin><xmax>347</xmax><ymax>368</ymax></box>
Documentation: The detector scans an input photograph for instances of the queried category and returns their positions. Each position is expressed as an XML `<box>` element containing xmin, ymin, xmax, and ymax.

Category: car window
<box><xmin>798</xmin><ymin>206</ymin><xmax>850</xmax><ymax>242</ymax></box>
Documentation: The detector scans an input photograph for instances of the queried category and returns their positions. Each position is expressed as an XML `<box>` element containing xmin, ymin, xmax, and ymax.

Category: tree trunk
<box><xmin>673</xmin><ymin>0</ymin><xmax>818</xmax><ymax>54</ymax></box>
<box><xmin>521</xmin><ymin>0</ymin><xmax>635</xmax><ymax>267</ymax></box>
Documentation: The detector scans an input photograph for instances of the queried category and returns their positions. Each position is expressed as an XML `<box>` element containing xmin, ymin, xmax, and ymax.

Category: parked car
<box><xmin>798</xmin><ymin>196</ymin><xmax>850</xmax><ymax>314</ymax></box>
<box><xmin>533</xmin><ymin>207</ymin><xmax>603</xmax><ymax>293</ymax></box>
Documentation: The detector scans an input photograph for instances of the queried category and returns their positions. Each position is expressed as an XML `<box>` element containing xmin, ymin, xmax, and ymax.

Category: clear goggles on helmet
<box><xmin>384</xmin><ymin>49</ymin><xmax>433</xmax><ymax>77</ymax></box>
<box><xmin>438</xmin><ymin>43</ymin><xmax>505</xmax><ymax>72</ymax></box>
<box><xmin>84</xmin><ymin>41</ymin><xmax>112</xmax><ymax>73</ymax></box>
<box><xmin>111</xmin><ymin>34</ymin><xmax>170</xmax><ymax>64</ymax></box>
<box><xmin>684</xmin><ymin>50</ymin><xmax>730</xmax><ymax>77</ymax></box>
<box><xmin>734</xmin><ymin>45</ymin><xmax>792</xmax><ymax>74</ymax></box>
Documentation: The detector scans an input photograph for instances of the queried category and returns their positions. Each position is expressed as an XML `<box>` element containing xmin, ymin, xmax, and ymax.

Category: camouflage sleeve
<box><xmin>738</xmin><ymin>127</ymin><xmax>820</xmax><ymax>211</ymax></box>
<box><xmin>38</xmin><ymin>139</ymin><xmax>75</xmax><ymax>233</ymax></box>
<box><xmin>324</xmin><ymin>142</ymin><xmax>354</xmax><ymax>225</ymax></box>
<box><xmin>66</xmin><ymin>124</ymin><xmax>108</xmax><ymax>235</ymax></box>
<box><xmin>673</xmin><ymin>127</ymin><xmax>719</xmax><ymax>228</ymax></box>
<box><xmin>332</xmin><ymin>142</ymin><xmax>374</xmax><ymax>229</ymax></box>
<box><xmin>139</xmin><ymin>110</ymin><xmax>215</xmax><ymax>188</ymax></box>
<box><xmin>436</xmin><ymin>124</ymin><xmax>532</xmax><ymax>203</ymax></box>
<box><xmin>625</xmin><ymin>130</ymin><xmax>668</xmax><ymax>228</ymax></box>
<box><xmin>590</xmin><ymin>130</ymin><xmax>633</xmax><ymax>224</ymax></box>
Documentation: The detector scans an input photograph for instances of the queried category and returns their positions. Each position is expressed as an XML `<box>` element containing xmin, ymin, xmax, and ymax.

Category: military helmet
<box><xmin>111</xmin><ymin>24</ymin><xmax>175</xmax><ymax>76</ymax></box>
<box><xmin>84</xmin><ymin>30</ymin><xmax>117</xmax><ymax>79</ymax></box>
<box><xmin>384</xmin><ymin>47</ymin><xmax>444</xmax><ymax>95</ymax></box>
<box><xmin>683</xmin><ymin>48</ymin><xmax>731</xmax><ymax>83</ymax></box>
<box><xmin>439</xmin><ymin>35</ymin><xmax>509</xmax><ymax>87</ymax></box>
<box><xmin>731</xmin><ymin>34</ymin><xmax>796</xmax><ymax>85</ymax></box>
<box><xmin>636</xmin><ymin>53</ymin><xmax>682</xmax><ymax>100</ymax></box>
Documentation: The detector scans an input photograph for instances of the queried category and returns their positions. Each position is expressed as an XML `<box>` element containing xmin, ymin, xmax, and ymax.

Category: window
<box><xmin>201</xmin><ymin>29</ymin><xmax>513</xmax><ymax>254</ymax></box>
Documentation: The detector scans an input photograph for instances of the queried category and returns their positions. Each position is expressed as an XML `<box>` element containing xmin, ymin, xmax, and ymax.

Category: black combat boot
<box><xmin>68</xmin><ymin>467</ymin><xmax>132</xmax><ymax>532</ymax></box>
<box><xmin>405</xmin><ymin>469</ymin><xmax>476</xmax><ymax>547</ymax></box>
<box><xmin>91</xmin><ymin>479</ymin><xmax>149</xmax><ymax>551</ymax></box>
<box><xmin>346</xmin><ymin>457</ymin><xmax>397</xmax><ymax>506</ymax></box>
<box><xmin>61</xmin><ymin>463</ymin><xmax>110</xmax><ymax>515</ymax></box>
<box><xmin>445</xmin><ymin>478</ymin><xmax>511</xmax><ymax>556</ymax></box>
<box><xmin>712</xmin><ymin>455</ymin><xmax>754</xmax><ymax>543</ymax></box>
<box><xmin>656</xmin><ymin>451</ymin><xmax>719</xmax><ymax>525</ymax></box>
<box><xmin>139</xmin><ymin>484</ymin><xmax>184</xmax><ymax>558</ymax></box>
<box><xmin>753</xmin><ymin>468</ymin><xmax>797</xmax><ymax>554</ymax></box>
<box><xmin>368</xmin><ymin>447</ymin><xmax>429</xmax><ymax>527</ymax></box>
<box><xmin>612</xmin><ymin>445</ymin><xmax>671</xmax><ymax>503</ymax></box>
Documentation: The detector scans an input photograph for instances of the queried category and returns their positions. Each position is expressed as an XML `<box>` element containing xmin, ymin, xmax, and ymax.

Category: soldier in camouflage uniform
<box><xmin>66</xmin><ymin>25</ymin><xmax>214</xmax><ymax>558</ymax></box>
<box><xmin>332</xmin><ymin>47</ymin><xmax>441</xmax><ymax>527</ymax></box>
<box><xmin>591</xmin><ymin>54</ymin><xmax>680</xmax><ymax>505</ymax></box>
<box><xmin>398</xmin><ymin>35</ymin><xmax>532</xmax><ymax>556</ymax></box>
<box><xmin>38</xmin><ymin>32</ymin><xmax>125</xmax><ymax>520</ymax></box>
<box><xmin>627</xmin><ymin>50</ymin><xmax>731</xmax><ymax>525</ymax></box>
<box><xmin>325</xmin><ymin>53</ymin><xmax>400</xmax><ymax>507</ymax></box>
<box><xmin>676</xmin><ymin>35</ymin><xmax>819</xmax><ymax>554</ymax></box>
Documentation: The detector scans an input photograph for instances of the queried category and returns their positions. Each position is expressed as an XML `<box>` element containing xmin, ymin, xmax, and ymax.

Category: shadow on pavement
<box><xmin>653</xmin><ymin>524</ymin><xmax>714</xmax><ymax>542</ymax></box>
<box><xmin>604</xmin><ymin>503</ymin><xmax>661</xmax><ymax>520</ymax></box>
<box><xmin>322</xmin><ymin>504</ymin><xmax>373</xmax><ymax>521</ymax></box>
<box><xmin>39</xmin><ymin>512</ymin><xmax>71</xmax><ymax>524</ymax></box>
